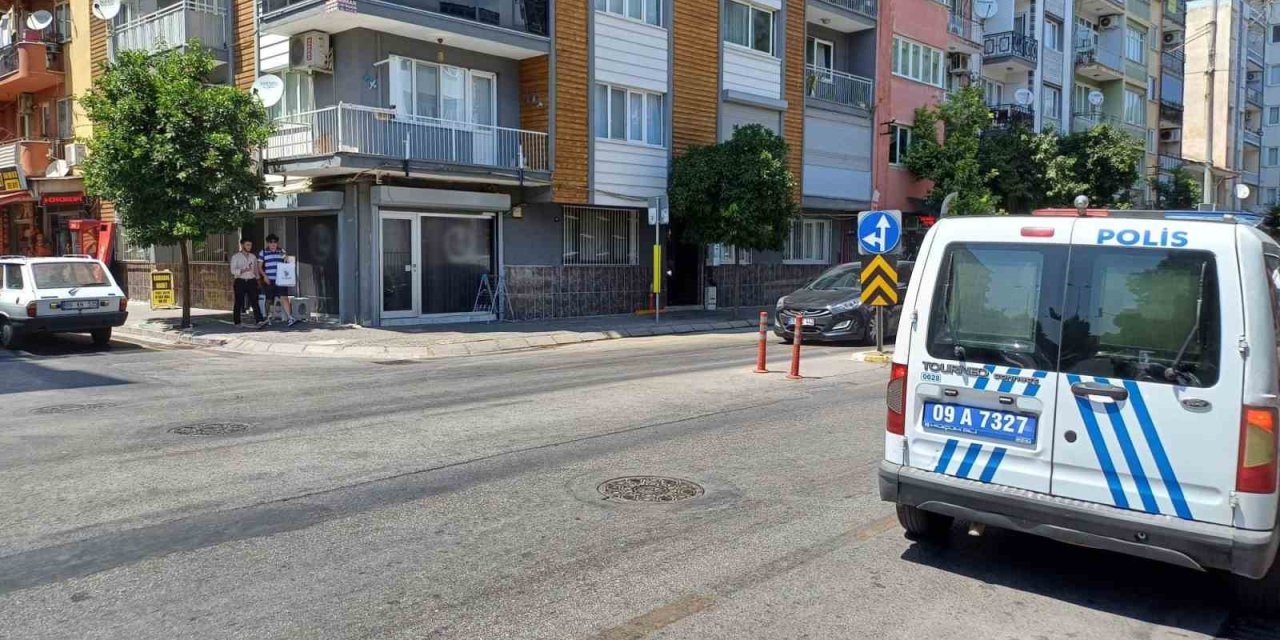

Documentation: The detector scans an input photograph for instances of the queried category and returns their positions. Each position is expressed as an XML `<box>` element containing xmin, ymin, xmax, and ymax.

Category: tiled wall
<box><xmin>121</xmin><ymin>262</ymin><xmax>235</xmax><ymax>311</ymax></box>
<box><xmin>504</xmin><ymin>265</ymin><xmax>652</xmax><ymax>320</ymax></box>
<box><xmin>706</xmin><ymin>264</ymin><xmax>829</xmax><ymax>308</ymax></box>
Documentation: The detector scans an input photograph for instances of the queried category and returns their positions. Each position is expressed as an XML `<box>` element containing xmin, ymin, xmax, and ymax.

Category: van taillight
<box><xmin>1237</xmin><ymin>406</ymin><xmax>1278</xmax><ymax>494</ymax></box>
<box><xmin>887</xmin><ymin>363</ymin><xmax>908</xmax><ymax>435</ymax></box>
<box><xmin>25</xmin><ymin>302</ymin><xmax>36</xmax><ymax>318</ymax></box>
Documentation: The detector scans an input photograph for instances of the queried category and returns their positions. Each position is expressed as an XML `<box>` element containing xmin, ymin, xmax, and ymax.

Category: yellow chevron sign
<box><xmin>860</xmin><ymin>255</ymin><xmax>899</xmax><ymax>307</ymax></box>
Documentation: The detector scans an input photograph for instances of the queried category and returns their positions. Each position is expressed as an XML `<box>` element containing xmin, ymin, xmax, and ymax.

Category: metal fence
<box><xmin>562</xmin><ymin>206</ymin><xmax>639</xmax><ymax>266</ymax></box>
<box><xmin>805</xmin><ymin>65</ymin><xmax>874</xmax><ymax>111</ymax></box>
<box><xmin>813</xmin><ymin>0</ymin><xmax>878</xmax><ymax>19</ymax></box>
<box><xmin>266</xmin><ymin>104</ymin><xmax>550</xmax><ymax>172</ymax></box>
<box><xmin>984</xmin><ymin>32</ymin><xmax>1038</xmax><ymax>64</ymax></box>
<box><xmin>113</xmin><ymin>0</ymin><xmax>227</xmax><ymax>56</ymax></box>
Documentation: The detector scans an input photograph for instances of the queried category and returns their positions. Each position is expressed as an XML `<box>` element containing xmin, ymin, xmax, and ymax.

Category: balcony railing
<box><xmin>1244</xmin><ymin>127</ymin><xmax>1262</xmax><ymax>147</ymax></box>
<box><xmin>266</xmin><ymin>104</ymin><xmax>549</xmax><ymax>173</ymax></box>
<box><xmin>113</xmin><ymin>1</ymin><xmax>227</xmax><ymax>58</ymax></box>
<box><xmin>1247</xmin><ymin>85</ymin><xmax>1263</xmax><ymax>107</ymax></box>
<box><xmin>1243</xmin><ymin>170</ymin><xmax>1261</xmax><ymax>185</ymax></box>
<box><xmin>805</xmin><ymin>65</ymin><xmax>874</xmax><ymax>110</ymax></box>
<box><xmin>1158</xmin><ymin>154</ymin><xmax>1183</xmax><ymax>172</ymax></box>
<box><xmin>948</xmin><ymin>14</ymin><xmax>981</xmax><ymax>47</ymax></box>
<box><xmin>989</xmin><ymin>104</ymin><xmax>1035</xmax><ymax>128</ymax></box>
<box><xmin>814</xmin><ymin>0</ymin><xmax>878</xmax><ymax>20</ymax></box>
<box><xmin>0</xmin><ymin>33</ymin><xmax>63</xmax><ymax>78</ymax></box>
<box><xmin>1073</xmin><ymin>112</ymin><xmax>1146</xmax><ymax>139</ymax></box>
<box><xmin>1075</xmin><ymin>42</ymin><xmax>1124</xmax><ymax>73</ymax></box>
<box><xmin>260</xmin><ymin>0</ymin><xmax>549</xmax><ymax>37</ymax></box>
<box><xmin>983</xmin><ymin>32</ymin><xmax>1038</xmax><ymax>65</ymax></box>
<box><xmin>1161</xmin><ymin>49</ymin><xmax>1184</xmax><ymax>75</ymax></box>
<box><xmin>1160</xmin><ymin>100</ymin><xmax>1183</xmax><ymax>124</ymax></box>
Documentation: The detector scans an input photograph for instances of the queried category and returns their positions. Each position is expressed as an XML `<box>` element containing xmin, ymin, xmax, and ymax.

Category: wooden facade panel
<box><xmin>783</xmin><ymin>0</ymin><xmax>804</xmax><ymax>196</ymax></box>
<box><xmin>672</xmin><ymin>0</ymin><xmax>719</xmax><ymax>153</ymax></box>
<box><xmin>519</xmin><ymin>55</ymin><xmax>550</xmax><ymax>134</ymax></box>
<box><xmin>553</xmin><ymin>0</ymin><xmax>589</xmax><ymax>203</ymax></box>
<box><xmin>89</xmin><ymin>12</ymin><xmax>107</xmax><ymax>76</ymax></box>
<box><xmin>233</xmin><ymin>0</ymin><xmax>257</xmax><ymax>90</ymax></box>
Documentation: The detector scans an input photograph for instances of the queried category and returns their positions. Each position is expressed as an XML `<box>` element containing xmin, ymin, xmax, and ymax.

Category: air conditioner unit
<box><xmin>1099</xmin><ymin>15</ymin><xmax>1121</xmax><ymax>29</ymax></box>
<box><xmin>1160</xmin><ymin>128</ymin><xmax>1181</xmax><ymax>142</ymax></box>
<box><xmin>64</xmin><ymin>143</ymin><xmax>87</xmax><ymax>166</ymax></box>
<box><xmin>1162</xmin><ymin>31</ymin><xmax>1181</xmax><ymax>45</ymax></box>
<box><xmin>1248</xmin><ymin>70</ymin><xmax>1262</xmax><ymax>82</ymax></box>
<box><xmin>289</xmin><ymin>31</ymin><xmax>331</xmax><ymax>73</ymax></box>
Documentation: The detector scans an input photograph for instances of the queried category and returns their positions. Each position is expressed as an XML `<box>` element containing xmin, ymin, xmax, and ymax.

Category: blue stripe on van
<box><xmin>972</xmin><ymin>365</ymin><xmax>997</xmax><ymax>390</ymax></box>
<box><xmin>997</xmin><ymin>368</ymin><xmax>1022</xmax><ymax>393</ymax></box>
<box><xmin>1096</xmin><ymin>377</ymin><xmax>1160</xmax><ymax>514</ymax></box>
<box><xmin>1122</xmin><ymin>380</ymin><xmax>1193</xmax><ymax>520</ymax></box>
<box><xmin>978</xmin><ymin>447</ymin><xmax>1007</xmax><ymax>483</ymax></box>
<box><xmin>1066</xmin><ymin>374</ymin><xmax>1130</xmax><ymax>510</ymax></box>
<box><xmin>1024</xmin><ymin>371</ymin><xmax>1049</xmax><ymax>397</ymax></box>
<box><xmin>935</xmin><ymin>439</ymin><xmax>960</xmax><ymax>474</ymax></box>
<box><xmin>956</xmin><ymin>443</ymin><xmax>983</xmax><ymax>478</ymax></box>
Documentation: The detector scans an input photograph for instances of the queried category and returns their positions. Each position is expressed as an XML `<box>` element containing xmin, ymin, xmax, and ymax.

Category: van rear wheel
<box><xmin>1233</xmin><ymin>560</ymin><xmax>1280</xmax><ymax>613</ymax></box>
<box><xmin>896</xmin><ymin>504</ymin><xmax>953</xmax><ymax>542</ymax></box>
<box><xmin>1</xmin><ymin>321</ymin><xmax>21</xmax><ymax>350</ymax></box>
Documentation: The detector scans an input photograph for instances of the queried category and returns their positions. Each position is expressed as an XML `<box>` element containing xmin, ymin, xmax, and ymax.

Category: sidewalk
<box><xmin>116</xmin><ymin>302</ymin><xmax>769</xmax><ymax>360</ymax></box>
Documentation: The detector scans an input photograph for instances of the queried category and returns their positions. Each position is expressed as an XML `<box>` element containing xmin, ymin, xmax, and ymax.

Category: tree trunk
<box><xmin>179</xmin><ymin>239</ymin><xmax>192</xmax><ymax>329</ymax></box>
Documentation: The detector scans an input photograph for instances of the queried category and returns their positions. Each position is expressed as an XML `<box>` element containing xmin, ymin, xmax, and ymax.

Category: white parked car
<box><xmin>880</xmin><ymin>208</ymin><xmax>1280</xmax><ymax>610</ymax></box>
<box><xmin>0</xmin><ymin>255</ymin><xmax>129</xmax><ymax>349</ymax></box>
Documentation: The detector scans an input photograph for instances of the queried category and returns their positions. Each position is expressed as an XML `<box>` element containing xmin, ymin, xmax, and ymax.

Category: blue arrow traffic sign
<box><xmin>857</xmin><ymin>210</ymin><xmax>902</xmax><ymax>256</ymax></box>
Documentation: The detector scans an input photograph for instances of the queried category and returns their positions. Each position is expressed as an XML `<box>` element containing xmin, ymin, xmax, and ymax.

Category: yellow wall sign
<box><xmin>0</xmin><ymin>168</ymin><xmax>23</xmax><ymax>192</ymax></box>
<box><xmin>150</xmin><ymin>270</ymin><xmax>178</xmax><ymax>310</ymax></box>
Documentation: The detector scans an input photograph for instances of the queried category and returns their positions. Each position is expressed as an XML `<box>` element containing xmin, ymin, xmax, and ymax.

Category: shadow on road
<box><xmin>898</xmin><ymin>525</ymin><xmax>1236</xmax><ymax>636</ymax></box>
<box><xmin>1</xmin><ymin>335</ymin><xmax>139</xmax><ymax>395</ymax></box>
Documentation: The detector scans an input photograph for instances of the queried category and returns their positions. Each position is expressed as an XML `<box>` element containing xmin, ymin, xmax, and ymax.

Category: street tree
<box><xmin>903</xmin><ymin>86</ymin><xmax>997</xmax><ymax>216</ymax></box>
<box><xmin>1058</xmin><ymin>124</ymin><xmax>1144</xmax><ymax>207</ymax></box>
<box><xmin>1154</xmin><ymin>166</ymin><xmax>1203</xmax><ymax>209</ymax></box>
<box><xmin>81</xmin><ymin>45</ymin><xmax>273</xmax><ymax>328</ymax></box>
<box><xmin>980</xmin><ymin>123</ymin><xmax>1086</xmax><ymax>213</ymax></box>
<box><xmin>669</xmin><ymin>124</ymin><xmax>798</xmax><ymax>306</ymax></box>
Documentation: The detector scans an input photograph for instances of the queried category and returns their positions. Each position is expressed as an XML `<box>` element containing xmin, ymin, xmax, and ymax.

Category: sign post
<box><xmin>856</xmin><ymin>210</ymin><xmax>902</xmax><ymax>355</ymax></box>
<box><xmin>648</xmin><ymin>195</ymin><xmax>669</xmax><ymax>324</ymax></box>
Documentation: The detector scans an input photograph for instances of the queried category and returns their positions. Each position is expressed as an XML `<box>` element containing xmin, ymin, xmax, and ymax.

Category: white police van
<box><xmin>878</xmin><ymin>208</ymin><xmax>1280</xmax><ymax>609</ymax></box>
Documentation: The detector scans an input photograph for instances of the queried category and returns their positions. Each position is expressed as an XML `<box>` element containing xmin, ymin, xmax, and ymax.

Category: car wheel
<box><xmin>865</xmin><ymin>315</ymin><xmax>880</xmax><ymax>346</ymax></box>
<box><xmin>1</xmin><ymin>321</ymin><xmax>21</xmax><ymax>350</ymax></box>
<box><xmin>896</xmin><ymin>504</ymin><xmax>953</xmax><ymax>542</ymax></box>
<box><xmin>91</xmin><ymin>327</ymin><xmax>112</xmax><ymax>347</ymax></box>
<box><xmin>1233</xmin><ymin>559</ymin><xmax>1280</xmax><ymax>613</ymax></box>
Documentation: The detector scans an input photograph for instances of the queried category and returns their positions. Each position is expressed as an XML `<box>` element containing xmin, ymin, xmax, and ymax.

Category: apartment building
<box><xmin>1260</xmin><ymin>2</ymin><xmax>1280</xmax><ymax>208</ymax></box>
<box><xmin>1156</xmin><ymin>0</ymin><xmax>1188</xmax><ymax>190</ymax></box>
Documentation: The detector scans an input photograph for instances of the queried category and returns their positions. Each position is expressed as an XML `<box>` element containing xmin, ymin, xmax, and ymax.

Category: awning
<box><xmin>0</xmin><ymin>190</ymin><xmax>34</xmax><ymax>207</ymax></box>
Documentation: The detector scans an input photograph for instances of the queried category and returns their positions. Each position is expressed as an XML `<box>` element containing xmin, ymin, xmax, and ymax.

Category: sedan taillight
<box><xmin>25</xmin><ymin>301</ymin><xmax>37</xmax><ymax>318</ymax></box>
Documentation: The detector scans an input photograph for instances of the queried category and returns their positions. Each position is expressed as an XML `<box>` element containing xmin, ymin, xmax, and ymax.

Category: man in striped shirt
<box><xmin>259</xmin><ymin>234</ymin><xmax>299</xmax><ymax>327</ymax></box>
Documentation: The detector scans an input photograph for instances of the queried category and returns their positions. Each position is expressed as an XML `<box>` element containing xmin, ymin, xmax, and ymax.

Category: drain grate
<box><xmin>168</xmin><ymin>422</ymin><xmax>251</xmax><ymax>436</ymax></box>
<box><xmin>597</xmin><ymin>476</ymin><xmax>704</xmax><ymax>503</ymax></box>
<box><xmin>31</xmin><ymin>403</ymin><xmax>113</xmax><ymax>415</ymax></box>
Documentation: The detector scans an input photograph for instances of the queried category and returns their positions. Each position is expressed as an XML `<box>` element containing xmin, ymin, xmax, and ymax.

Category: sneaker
<box><xmin>287</xmin><ymin>318</ymin><xmax>299</xmax><ymax>327</ymax></box>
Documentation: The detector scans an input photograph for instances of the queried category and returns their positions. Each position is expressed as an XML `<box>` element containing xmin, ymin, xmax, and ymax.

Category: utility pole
<box><xmin>1203</xmin><ymin>0</ymin><xmax>1219</xmax><ymax>208</ymax></box>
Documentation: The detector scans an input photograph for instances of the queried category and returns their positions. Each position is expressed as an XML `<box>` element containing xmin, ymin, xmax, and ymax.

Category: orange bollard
<box><xmin>786</xmin><ymin>313</ymin><xmax>804</xmax><ymax>380</ymax></box>
<box><xmin>754</xmin><ymin>311</ymin><xmax>769</xmax><ymax>373</ymax></box>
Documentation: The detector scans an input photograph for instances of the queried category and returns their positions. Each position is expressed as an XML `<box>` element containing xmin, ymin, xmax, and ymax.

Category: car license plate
<box><xmin>786</xmin><ymin>317</ymin><xmax>815</xmax><ymax>327</ymax></box>
<box><xmin>922</xmin><ymin>402</ymin><xmax>1037</xmax><ymax>445</ymax></box>
<box><xmin>62</xmin><ymin>300</ymin><xmax>98</xmax><ymax>310</ymax></box>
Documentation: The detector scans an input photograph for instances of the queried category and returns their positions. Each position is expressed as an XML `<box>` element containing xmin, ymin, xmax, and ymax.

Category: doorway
<box><xmin>380</xmin><ymin>212</ymin><xmax>496</xmax><ymax>321</ymax></box>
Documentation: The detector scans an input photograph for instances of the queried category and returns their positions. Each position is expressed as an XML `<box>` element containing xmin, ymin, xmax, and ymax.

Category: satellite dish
<box><xmin>251</xmin><ymin>74</ymin><xmax>286</xmax><ymax>108</ymax></box>
<box><xmin>1014</xmin><ymin>88</ymin><xmax>1035</xmax><ymax>106</ymax></box>
<box><xmin>1236</xmin><ymin>183</ymin><xmax>1252</xmax><ymax>200</ymax></box>
<box><xmin>1088</xmin><ymin>90</ymin><xmax>1105</xmax><ymax>107</ymax></box>
<box><xmin>974</xmin><ymin>0</ymin><xmax>998</xmax><ymax>19</ymax></box>
<box><xmin>44</xmin><ymin>159</ymin><xmax>69</xmax><ymax>178</ymax></box>
<box><xmin>26</xmin><ymin>10</ymin><xmax>52</xmax><ymax>31</ymax></box>
<box><xmin>92</xmin><ymin>0</ymin><xmax>122</xmax><ymax>21</ymax></box>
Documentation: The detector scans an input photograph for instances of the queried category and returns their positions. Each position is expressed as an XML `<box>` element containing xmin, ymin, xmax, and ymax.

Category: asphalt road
<box><xmin>0</xmin><ymin>331</ymin><xmax>1273</xmax><ymax>639</ymax></box>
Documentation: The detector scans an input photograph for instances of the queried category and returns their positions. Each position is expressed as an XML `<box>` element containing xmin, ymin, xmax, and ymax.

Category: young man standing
<box><xmin>230</xmin><ymin>238</ymin><xmax>263</xmax><ymax>326</ymax></box>
<box><xmin>259</xmin><ymin>234</ymin><xmax>298</xmax><ymax>327</ymax></box>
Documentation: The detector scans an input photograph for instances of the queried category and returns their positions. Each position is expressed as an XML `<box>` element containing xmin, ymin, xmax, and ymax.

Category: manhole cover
<box><xmin>168</xmin><ymin>422</ymin><xmax>251</xmax><ymax>436</ymax></box>
<box><xmin>31</xmin><ymin>403</ymin><xmax>113</xmax><ymax>415</ymax></box>
<box><xmin>597</xmin><ymin>476</ymin><xmax>704</xmax><ymax>503</ymax></box>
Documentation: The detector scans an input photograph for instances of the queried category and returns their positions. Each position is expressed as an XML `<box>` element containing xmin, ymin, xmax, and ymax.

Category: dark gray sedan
<box><xmin>773</xmin><ymin>261</ymin><xmax>912</xmax><ymax>344</ymax></box>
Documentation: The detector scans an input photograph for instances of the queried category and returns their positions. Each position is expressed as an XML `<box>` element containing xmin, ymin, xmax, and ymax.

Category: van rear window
<box><xmin>926</xmin><ymin>243</ymin><xmax>1067</xmax><ymax>371</ymax></box>
<box><xmin>1060</xmin><ymin>247</ymin><xmax>1220</xmax><ymax>388</ymax></box>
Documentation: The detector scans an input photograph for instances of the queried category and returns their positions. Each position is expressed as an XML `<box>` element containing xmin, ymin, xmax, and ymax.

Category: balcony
<box><xmin>1073</xmin><ymin>111</ymin><xmax>1146</xmax><ymax>140</ymax></box>
<box><xmin>1158</xmin><ymin>154</ymin><xmax>1182</xmax><ymax>172</ymax></box>
<box><xmin>1243</xmin><ymin>170</ymin><xmax>1261</xmax><ymax>185</ymax></box>
<box><xmin>809</xmin><ymin>0</ymin><xmax>878</xmax><ymax>30</ymax></box>
<box><xmin>1248</xmin><ymin>37</ymin><xmax>1265</xmax><ymax>68</ymax></box>
<box><xmin>1161</xmin><ymin>49</ymin><xmax>1183</xmax><ymax>76</ymax></box>
<box><xmin>265</xmin><ymin>103</ymin><xmax>549</xmax><ymax>183</ymax></box>
<box><xmin>1076</xmin><ymin>0</ymin><xmax>1125</xmax><ymax>17</ymax></box>
<box><xmin>988</xmin><ymin>104</ymin><xmax>1035</xmax><ymax>129</ymax></box>
<box><xmin>947</xmin><ymin>14</ymin><xmax>982</xmax><ymax>53</ymax></box>
<box><xmin>0</xmin><ymin>35</ymin><xmax>64</xmax><ymax>102</ymax></box>
<box><xmin>983</xmin><ymin>32</ymin><xmax>1037</xmax><ymax>77</ymax></box>
<box><xmin>1244</xmin><ymin>127</ymin><xmax>1262</xmax><ymax>147</ymax></box>
<box><xmin>1075</xmin><ymin>42</ymin><xmax>1124</xmax><ymax>81</ymax></box>
<box><xmin>0</xmin><ymin>139</ymin><xmax>52</xmax><ymax>180</ymax></box>
<box><xmin>1247</xmin><ymin>84</ymin><xmax>1263</xmax><ymax>108</ymax></box>
<box><xmin>1163</xmin><ymin>0</ymin><xmax>1185</xmax><ymax>24</ymax></box>
<box><xmin>259</xmin><ymin>0</ymin><xmax>550</xmax><ymax>58</ymax></box>
<box><xmin>1160</xmin><ymin>99</ymin><xmax>1182</xmax><ymax>125</ymax></box>
<box><xmin>805</xmin><ymin>65</ymin><xmax>874</xmax><ymax>111</ymax></box>
<box><xmin>112</xmin><ymin>1</ymin><xmax>229</xmax><ymax>64</ymax></box>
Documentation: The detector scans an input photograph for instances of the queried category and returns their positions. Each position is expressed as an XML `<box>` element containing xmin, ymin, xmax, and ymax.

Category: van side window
<box><xmin>925</xmin><ymin>243</ymin><xmax>1067</xmax><ymax>370</ymax></box>
<box><xmin>1264</xmin><ymin>255</ymin><xmax>1280</xmax><ymax>336</ymax></box>
<box><xmin>3</xmin><ymin>265</ymin><xmax>22</xmax><ymax>290</ymax></box>
<box><xmin>1060</xmin><ymin>247</ymin><xmax>1220</xmax><ymax>388</ymax></box>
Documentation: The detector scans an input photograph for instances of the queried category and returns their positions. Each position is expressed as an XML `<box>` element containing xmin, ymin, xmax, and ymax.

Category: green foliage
<box><xmin>1154</xmin><ymin>166</ymin><xmax>1202</xmax><ymax>209</ymax></box>
<box><xmin>81</xmin><ymin>45</ymin><xmax>273</xmax><ymax>326</ymax></box>
<box><xmin>903</xmin><ymin>86</ymin><xmax>996</xmax><ymax>216</ymax></box>
<box><xmin>669</xmin><ymin>124</ymin><xmax>798</xmax><ymax>252</ymax></box>
<box><xmin>980</xmin><ymin>123</ymin><xmax>1087</xmax><ymax>214</ymax></box>
<box><xmin>1057</xmin><ymin>124</ymin><xmax>1144</xmax><ymax>207</ymax></box>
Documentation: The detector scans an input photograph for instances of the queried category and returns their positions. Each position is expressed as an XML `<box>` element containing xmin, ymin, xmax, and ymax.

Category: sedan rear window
<box><xmin>32</xmin><ymin>262</ymin><xmax>111</xmax><ymax>289</ymax></box>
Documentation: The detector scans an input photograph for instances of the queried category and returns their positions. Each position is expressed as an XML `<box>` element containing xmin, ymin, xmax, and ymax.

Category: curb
<box><xmin>852</xmin><ymin>350</ymin><xmax>894</xmax><ymax>364</ymax></box>
<box><xmin>116</xmin><ymin>318</ymin><xmax>758</xmax><ymax>360</ymax></box>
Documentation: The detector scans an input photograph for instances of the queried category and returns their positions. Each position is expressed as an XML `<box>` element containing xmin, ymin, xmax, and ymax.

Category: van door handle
<box><xmin>1070</xmin><ymin>381</ymin><xmax>1129</xmax><ymax>401</ymax></box>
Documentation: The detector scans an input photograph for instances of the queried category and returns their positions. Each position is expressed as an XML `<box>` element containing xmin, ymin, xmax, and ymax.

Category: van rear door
<box><xmin>1049</xmin><ymin>218</ymin><xmax>1242</xmax><ymax>526</ymax></box>
<box><xmin>902</xmin><ymin>218</ymin><xmax>1074</xmax><ymax>493</ymax></box>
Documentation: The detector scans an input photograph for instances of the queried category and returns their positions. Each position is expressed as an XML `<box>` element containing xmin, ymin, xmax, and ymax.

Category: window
<box><xmin>1042</xmin><ymin>85</ymin><xmax>1061</xmax><ymax>119</ymax></box>
<box><xmin>1273</xmin><ymin>24</ymin><xmax>1280</xmax><ymax>43</ymax></box>
<box><xmin>594</xmin><ymin>83</ymin><xmax>664</xmax><ymax>145</ymax></box>
<box><xmin>563</xmin><ymin>206</ymin><xmax>638</xmax><ymax>266</ymax></box>
<box><xmin>267</xmin><ymin>70</ymin><xmax>314</xmax><ymax>120</ymax></box>
<box><xmin>594</xmin><ymin>0</ymin><xmax>661</xmax><ymax>26</ymax></box>
<box><xmin>1148</xmin><ymin>75</ymin><xmax>1157</xmax><ymax>101</ymax></box>
<box><xmin>1044</xmin><ymin>19</ymin><xmax>1063</xmax><ymax>52</ymax></box>
<box><xmin>3</xmin><ymin>264</ymin><xmax>22</xmax><ymax>290</ymax></box>
<box><xmin>1267</xmin><ymin>187</ymin><xmax>1280</xmax><ymax>204</ymax></box>
<box><xmin>725</xmin><ymin>1</ymin><xmax>775</xmax><ymax>55</ymax></box>
<box><xmin>1267</xmin><ymin>147</ymin><xmax>1280</xmax><ymax>166</ymax></box>
<box><xmin>1124</xmin><ymin>89</ymin><xmax>1145</xmax><ymax>126</ymax></box>
<box><xmin>888</xmin><ymin>124</ymin><xmax>912</xmax><ymax>165</ymax></box>
<box><xmin>785</xmin><ymin>219</ymin><xmax>831</xmax><ymax>264</ymax></box>
<box><xmin>982</xmin><ymin>79</ymin><xmax>1003</xmax><ymax>107</ymax></box>
<box><xmin>1060</xmin><ymin>248</ymin><xmax>1221</xmax><ymax>388</ymax></box>
<box><xmin>55</xmin><ymin>98</ymin><xmax>71</xmax><ymax>140</ymax></box>
<box><xmin>1125</xmin><ymin>24</ymin><xmax>1146</xmax><ymax>63</ymax></box>
<box><xmin>388</xmin><ymin>57</ymin><xmax>494</xmax><ymax>126</ymax></box>
<box><xmin>1269</xmin><ymin>65</ymin><xmax>1280</xmax><ymax>86</ymax></box>
<box><xmin>32</xmin><ymin>262</ymin><xmax>110</xmax><ymax>289</ymax></box>
<box><xmin>53</xmin><ymin>2</ymin><xmax>70</xmax><ymax>42</ymax></box>
<box><xmin>892</xmin><ymin>37</ymin><xmax>944</xmax><ymax>87</ymax></box>
<box><xmin>1076</xmin><ymin>17</ymin><xmax>1098</xmax><ymax>48</ymax></box>
<box><xmin>807</xmin><ymin>37</ymin><xmax>834</xmax><ymax>71</ymax></box>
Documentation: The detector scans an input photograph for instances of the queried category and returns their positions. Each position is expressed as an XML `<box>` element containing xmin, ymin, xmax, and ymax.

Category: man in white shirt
<box><xmin>229</xmin><ymin>238</ymin><xmax>264</xmax><ymax>326</ymax></box>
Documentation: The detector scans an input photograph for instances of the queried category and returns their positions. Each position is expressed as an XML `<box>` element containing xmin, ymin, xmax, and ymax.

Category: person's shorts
<box><xmin>264</xmin><ymin>283</ymin><xmax>291</xmax><ymax>301</ymax></box>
